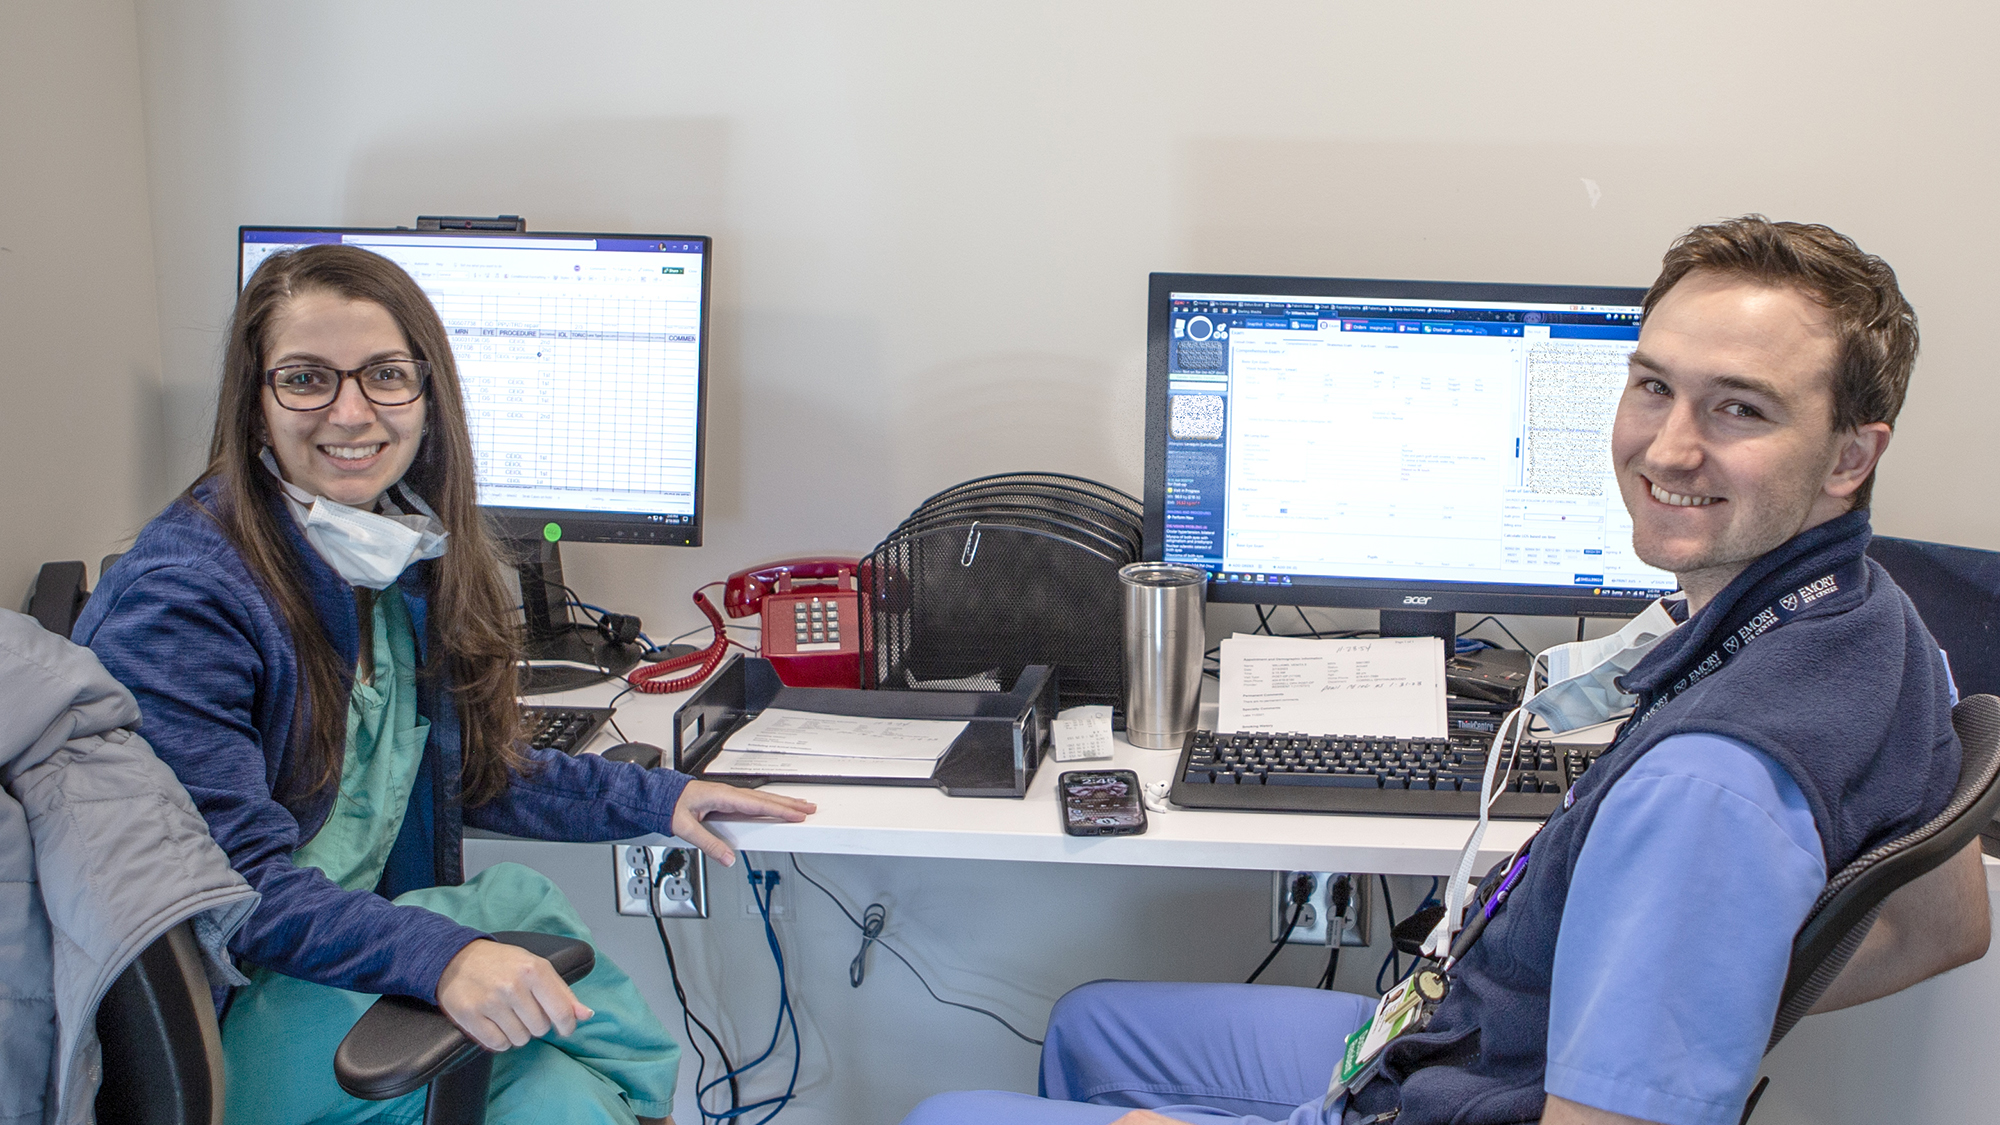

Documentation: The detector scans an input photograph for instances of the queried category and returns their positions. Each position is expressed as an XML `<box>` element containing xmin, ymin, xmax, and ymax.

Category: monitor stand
<box><xmin>510</xmin><ymin>538</ymin><xmax>641</xmax><ymax>696</ymax></box>
<box><xmin>1379</xmin><ymin>608</ymin><xmax>1456</xmax><ymax>644</ymax></box>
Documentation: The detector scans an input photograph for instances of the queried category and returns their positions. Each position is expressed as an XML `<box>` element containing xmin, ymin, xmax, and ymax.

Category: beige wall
<box><xmin>120</xmin><ymin>2</ymin><xmax>2000</xmax><ymax>633</ymax></box>
<box><xmin>9</xmin><ymin>4</ymin><xmax>1996</xmax><ymax>605</ymax></box>
<box><xmin>1</xmin><ymin>0</ymin><xmax>164</xmax><ymax>608</ymax></box>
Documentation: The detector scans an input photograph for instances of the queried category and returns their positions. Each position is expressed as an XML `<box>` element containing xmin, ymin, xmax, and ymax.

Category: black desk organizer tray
<box><xmin>673</xmin><ymin>655</ymin><xmax>1058</xmax><ymax>797</ymax></box>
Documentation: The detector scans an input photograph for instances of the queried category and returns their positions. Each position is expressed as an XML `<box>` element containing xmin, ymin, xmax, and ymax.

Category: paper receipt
<box><xmin>1050</xmin><ymin>705</ymin><xmax>1116</xmax><ymax>762</ymax></box>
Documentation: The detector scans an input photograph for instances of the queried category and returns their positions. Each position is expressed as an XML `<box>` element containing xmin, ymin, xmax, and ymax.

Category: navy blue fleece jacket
<box><xmin>73</xmin><ymin>477</ymin><xmax>690</xmax><ymax>1004</ymax></box>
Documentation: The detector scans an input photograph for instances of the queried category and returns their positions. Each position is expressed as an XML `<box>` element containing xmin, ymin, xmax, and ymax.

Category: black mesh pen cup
<box><xmin>1120</xmin><ymin>562</ymin><xmax>1208</xmax><ymax>749</ymax></box>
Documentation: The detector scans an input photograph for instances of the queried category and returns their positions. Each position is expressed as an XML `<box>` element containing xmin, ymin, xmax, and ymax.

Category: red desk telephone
<box><xmin>630</xmin><ymin>557</ymin><xmax>864</xmax><ymax>693</ymax></box>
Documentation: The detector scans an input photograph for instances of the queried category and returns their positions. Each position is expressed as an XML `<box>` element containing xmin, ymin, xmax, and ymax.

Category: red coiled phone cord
<box><xmin>627</xmin><ymin>590</ymin><xmax>731</xmax><ymax>694</ymax></box>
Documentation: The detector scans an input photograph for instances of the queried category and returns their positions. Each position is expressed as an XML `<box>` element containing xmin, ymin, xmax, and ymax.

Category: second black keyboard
<box><xmin>522</xmin><ymin>706</ymin><xmax>616</xmax><ymax>755</ymax></box>
<box><xmin>1170</xmin><ymin>730</ymin><xmax>1603</xmax><ymax>819</ymax></box>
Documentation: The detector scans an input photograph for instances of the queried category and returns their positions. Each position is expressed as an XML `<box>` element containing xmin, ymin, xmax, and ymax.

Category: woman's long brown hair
<box><xmin>197</xmin><ymin>244</ymin><xmax>527</xmax><ymax>806</ymax></box>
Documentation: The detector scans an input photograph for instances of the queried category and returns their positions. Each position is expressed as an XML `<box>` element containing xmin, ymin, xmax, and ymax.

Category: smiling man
<box><xmin>900</xmin><ymin>218</ymin><xmax>1990</xmax><ymax>1125</ymax></box>
<box><xmin>1617</xmin><ymin>244</ymin><xmax>1893</xmax><ymax>613</ymax></box>
<box><xmin>1368</xmin><ymin>216</ymin><xmax>1994</xmax><ymax>1125</ymax></box>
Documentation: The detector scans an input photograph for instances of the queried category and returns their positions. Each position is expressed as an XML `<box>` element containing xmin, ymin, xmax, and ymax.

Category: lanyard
<box><xmin>1439</xmin><ymin>828</ymin><xmax>1538</xmax><ymax>964</ymax></box>
<box><xmin>1431</xmin><ymin>556</ymin><xmax>1866</xmax><ymax>967</ymax></box>
<box><xmin>1618</xmin><ymin>557</ymin><xmax>1867</xmax><ymax>742</ymax></box>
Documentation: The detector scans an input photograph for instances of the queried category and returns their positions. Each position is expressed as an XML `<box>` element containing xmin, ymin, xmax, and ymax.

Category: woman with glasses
<box><xmin>75</xmin><ymin>245</ymin><xmax>813</xmax><ymax>1125</ymax></box>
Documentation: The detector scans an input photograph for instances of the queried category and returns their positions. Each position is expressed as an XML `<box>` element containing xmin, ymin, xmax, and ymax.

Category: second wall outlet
<box><xmin>1271</xmin><ymin>871</ymin><xmax>1368</xmax><ymax>946</ymax></box>
<box><xmin>614</xmin><ymin>845</ymin><xmax>708</xmax><ymax>918</ymax></box>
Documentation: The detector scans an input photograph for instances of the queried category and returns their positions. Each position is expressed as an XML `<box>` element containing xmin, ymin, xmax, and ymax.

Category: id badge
<box><xmin>1323</xmin><ymin>969</ymin><xmax>1449</xmax><ymax>1107</ymax></box>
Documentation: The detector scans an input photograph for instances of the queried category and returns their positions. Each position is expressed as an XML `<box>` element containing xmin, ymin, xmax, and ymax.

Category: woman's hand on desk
<box><xmin>438</xmin><ymin>939</ymin><xmax>593</xmax><ymax>1051</ymax></box>
<box><xmin>671</xmin><ymin>779</ymin><xmax>817</xmax><ymax>867</ymax></box>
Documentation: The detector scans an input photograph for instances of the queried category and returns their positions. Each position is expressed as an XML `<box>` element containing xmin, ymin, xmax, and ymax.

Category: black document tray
<box><xmin>672</xmin><ymin>655</ymin><xmax>1057</xmax><ymax>797</ymax></box>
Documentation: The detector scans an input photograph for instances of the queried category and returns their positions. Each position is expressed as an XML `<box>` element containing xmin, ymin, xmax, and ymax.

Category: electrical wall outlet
<box><xmin>614</xmin><ymin>845</ymin><xmax>708</xmax><ymax>918</ymax></box>
<box><xmin>1271</xmin><ymin>871</ymin><xmax>1369</xmax><ymax>947</ymax></box>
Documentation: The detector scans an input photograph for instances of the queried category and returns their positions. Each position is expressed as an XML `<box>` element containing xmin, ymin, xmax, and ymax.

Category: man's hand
<box><xmin>1809</xmin><ymin>838</ymin><xmax>1991</xmax><ymax>1014</ymax></box>
<box><xmin>437</xmin><ymin>939</ymin><xmax>592</xmax><ymax>1051</ymax></box>
<box><xmin>670</xmin><ymin>779</ymin><xmax>816</xmax><ymax>866</ymax></box>
<box><xmin>1107</xmin><ymin>1113</ymin><xmax>1185</xmax><ymax>1125</ymax></box>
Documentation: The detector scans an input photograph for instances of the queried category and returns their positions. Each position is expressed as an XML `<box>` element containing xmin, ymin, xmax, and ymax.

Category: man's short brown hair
<box><xmin>1642</xmin><ymin>215</ymin><xmax>1919</xmax><ymax>509</ymax></box>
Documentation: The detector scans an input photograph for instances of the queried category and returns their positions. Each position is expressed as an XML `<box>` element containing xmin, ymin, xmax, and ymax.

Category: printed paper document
<box><xmin>705</xmin><ymin>708</ymin><xmax>968</xmax><ymax>779</ymax></box>
<box><xmin>1217</xmin><ymin>635</ymin><xmax>1446</xmax><ymax>738</ymax></box>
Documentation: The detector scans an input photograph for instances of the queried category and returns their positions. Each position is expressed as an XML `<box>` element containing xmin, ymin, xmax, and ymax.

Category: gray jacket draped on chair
<box><xmin>0</xmin><ymin>608</ymin><xmax>257</xmax><ymax>1125</ymax></box>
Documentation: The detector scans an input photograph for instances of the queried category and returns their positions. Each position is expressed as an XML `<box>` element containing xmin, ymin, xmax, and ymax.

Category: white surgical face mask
<box><xmin>262</xmin><ymin>448</ymin><xmax>448</xmax><ymax>589</ymax></box>
<box><xmin>1520</xmin><ymin>596</ymin><xmax>1685</xmax><ymax>734</ymax></box>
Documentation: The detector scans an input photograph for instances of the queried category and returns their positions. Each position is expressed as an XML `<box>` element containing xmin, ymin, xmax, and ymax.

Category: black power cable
<box><xmin>1293</xmin><ymin>605</ymin><xmax>1322</xmax><ymax>639</ymax></box>
<box><xmin>1247</xmin><ymin>900</ymin><xmax>1306</xmax><ymax>984</ymax></box>
<box><xmin>850</xmin><ymin>903</ymin><xmax>886</xmax><ymax>988</ymax></box>
<box><xmin>787</xmin><ymin>855</ymin><xmax>1044</xmax><ymax>1047</ymax></box>
<box><xmin>1247</xmin><ymin>873</ymin><xmax>1316</xmax><ymax>985</ymax></box>
<box><xmin>1455</xmin><ymin>614</ymin><xmax>1531</xmax><ymax>653</ymax></box>
<box><xmin>1316</xmin><ymin>875</ymin><xmax>1353</xmax><ymax>990</ymax></box>
<box><xmin>643</xmin><ymin>850</ymin><xmax>741</xmax><ymax>1117</ymax></box>
<box><xmin>1316</xmin><ymin>948</ymin><xmax>1341</xmax><ymax>990</ymax></box>
<box><xmin>1375</xmin><ymin>874</ymin><xmax>1401</xmax><ymax>994</ymax></box>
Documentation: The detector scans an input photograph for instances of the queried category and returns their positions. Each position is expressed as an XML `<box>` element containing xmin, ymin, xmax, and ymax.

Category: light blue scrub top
<box><xmin>1547</xmin><ymin>733</ymin><xmax>1824</xmax><ymax>1125</ymax></box>
<box><xmin>1547</xmin><ymin>650</ymin><xmax>1958</xmax><ymax>1125</ymax></box>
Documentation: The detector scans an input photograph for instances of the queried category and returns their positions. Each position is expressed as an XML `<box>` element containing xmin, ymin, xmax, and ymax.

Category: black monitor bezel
<box><xmin>1143</xmin><ymin>270</ymin><xmax>1660</xmax><ymax>620</ymax></box>
<box><xmin>238</xmin><ymin>224</ymin><xmax>711</xmax><ymax>548</ymax></box>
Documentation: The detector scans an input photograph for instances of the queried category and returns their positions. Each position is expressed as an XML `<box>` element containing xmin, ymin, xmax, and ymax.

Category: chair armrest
<box><xmin>333</xmin><ymin>931</ymin><xmax>594</xmax><ymax>1101</ymax></box>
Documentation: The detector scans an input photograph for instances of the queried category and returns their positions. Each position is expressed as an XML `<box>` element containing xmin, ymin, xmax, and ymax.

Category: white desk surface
<box><xmin>513</xmin><ymin>676</ymin><xmax>1542</xmax><ymax>877</ymax></box>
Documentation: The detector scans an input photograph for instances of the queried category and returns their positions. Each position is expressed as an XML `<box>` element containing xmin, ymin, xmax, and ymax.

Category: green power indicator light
<box><xmin>543</xmin><ymin>522</ymin><xmax>562</xmax><ymax>543</ymax></box>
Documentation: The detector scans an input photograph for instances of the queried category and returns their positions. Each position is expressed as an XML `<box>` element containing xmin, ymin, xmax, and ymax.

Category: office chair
<box><xmin>94</xmin><ymin>926</ymin><xmax>593</xmax><ymax>1125</ymax></box>
<box><xmin>1868</xmin><ymin>534</ymin><xmax>2000</xmax><ymax>856</ymax></box>
<box><xmin>1867</xmin><ymin>536</ymin><xmax>2000</xmax><ymax>697</ymax></box>
<box><xmin>1738</xmin><ymin>691</ymin><xmax>2000</xmax><ymax>1123</ymax></box>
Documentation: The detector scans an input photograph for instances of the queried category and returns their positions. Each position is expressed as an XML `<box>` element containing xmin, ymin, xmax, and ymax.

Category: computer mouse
<box><xmin>602</xmin><ymin>742</ymin><xmax>664</xmax><ymax>770</ymax></box>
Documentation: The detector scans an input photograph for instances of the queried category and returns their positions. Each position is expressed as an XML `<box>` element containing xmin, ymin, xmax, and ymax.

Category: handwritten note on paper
<box><xmin>1217</xmin><ymin>635</ymin><xmax>1446</xmax><ymax>738</ymax></box>
<box><xmin>704</xmin><ymin>708</ymin><xmax>969</xmax><ymax>779</ymax></box>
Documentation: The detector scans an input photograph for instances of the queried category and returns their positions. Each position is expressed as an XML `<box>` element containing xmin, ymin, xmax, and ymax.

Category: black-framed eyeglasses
<box><xmin>264</xmin><ymin>360</ymin><xmax>431</xmax><ymax>411</ymax></box>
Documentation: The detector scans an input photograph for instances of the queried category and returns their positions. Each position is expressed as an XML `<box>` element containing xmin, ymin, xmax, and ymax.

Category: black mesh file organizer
<box><xmin>863</xmin><ymin>473</ymin><xmax>1142</xmax><ymax>713</ymax></box>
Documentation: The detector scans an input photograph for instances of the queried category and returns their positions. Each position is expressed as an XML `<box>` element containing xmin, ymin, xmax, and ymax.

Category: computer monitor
<box><xmin>1143</xmin><ymin>272</ymin><xmax>1674</xmax><ymax>640</ymax></box>
<box><xmin>240</xmin><ymin>222</ymin><xmax>711</xmax><ymax>685</ymax></box>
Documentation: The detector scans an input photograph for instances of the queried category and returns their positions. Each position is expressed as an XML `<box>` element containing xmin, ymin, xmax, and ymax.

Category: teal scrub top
<box><xmin>293</xmin><ymin>589</ymin><xmax>430</xmax><ymax>891</ymax></box>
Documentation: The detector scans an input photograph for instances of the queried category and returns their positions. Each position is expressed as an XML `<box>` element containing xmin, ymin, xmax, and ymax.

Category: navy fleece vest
<box><xmin>1353</xmin><ymin>511</ymin><xmax>1960</xmax><ymax>1125</ymax></box>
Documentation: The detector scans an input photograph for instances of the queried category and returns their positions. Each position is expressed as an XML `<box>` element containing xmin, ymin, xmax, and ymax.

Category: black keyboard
<box><xmin>522</xmin><ymin>706</ymin><xmax>616</xmax><ymax>755</ymax></box>
<box><xmin>1170</xmin><ymin>730</ymin><xmax>1603</xmax><ymax>819</ymax></box>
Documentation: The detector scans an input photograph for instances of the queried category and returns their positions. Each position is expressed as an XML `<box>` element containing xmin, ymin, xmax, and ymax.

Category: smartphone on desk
<box><xmin>1059</xmin><ymin>769</ymin><xmax>1147</xmax><ymax>837</ymax></box>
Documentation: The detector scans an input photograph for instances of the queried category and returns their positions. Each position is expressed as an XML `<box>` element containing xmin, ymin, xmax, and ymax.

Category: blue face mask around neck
<box><xmin>1519</xmin><ymin>595</ymin><xmax>1685</xmax><ymax>734</ymax></box>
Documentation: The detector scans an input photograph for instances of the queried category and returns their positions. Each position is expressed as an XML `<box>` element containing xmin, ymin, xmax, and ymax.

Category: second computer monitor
<box><xmin>1143</xmin><ymin>272</ymin><xmax>1673</xmax><ymax>635</ymax></box>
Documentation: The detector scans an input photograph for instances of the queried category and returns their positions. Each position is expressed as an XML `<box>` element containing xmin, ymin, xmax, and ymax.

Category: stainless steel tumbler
<box><xmin>1120</xmin><ymin>562</ymin><xmax>1208</xmax><ymax>750</ymax></box>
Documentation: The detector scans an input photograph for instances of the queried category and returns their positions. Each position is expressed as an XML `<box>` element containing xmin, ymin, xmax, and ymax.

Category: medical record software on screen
<box><xmin>1160</xmin><ymin>290</ymin><xmax>1676</xmax><ymax>598</ymax></box>
<box><xmin>241</xmin><ymin>231</ymin><xmax>705</xmax><ymax>525</ymax></box>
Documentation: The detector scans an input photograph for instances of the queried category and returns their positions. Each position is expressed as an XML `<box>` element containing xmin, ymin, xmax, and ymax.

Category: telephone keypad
<box><xmin>772</xmin><ymin>591</ymin><xmax>856</xmax><ymax>654</ymax></box>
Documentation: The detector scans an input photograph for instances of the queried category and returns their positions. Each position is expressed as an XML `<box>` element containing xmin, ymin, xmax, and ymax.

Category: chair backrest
<box><xmin>26</xmin><ymin>561</ymin><xmax>89</xmax><ymax>637</ymax></box>
<box><xmin>94</xmin><ymin>921</ymin><xmax>225</xmax><ymax>1125</ymax></box>
<box><xmin>1765</xmin><ymin>692</ymin><xmax>2000</xmax><ymax>1049</ymax></box>
<box><xmin>1867</xmin><ymin>534</ymin><xmax>2000</xmax><ymax>858</ymax></box>
<box><xmin>1867</xmin><ymin>536</ymin><xmax>2000</xmax><ymax>698</ymax></box>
